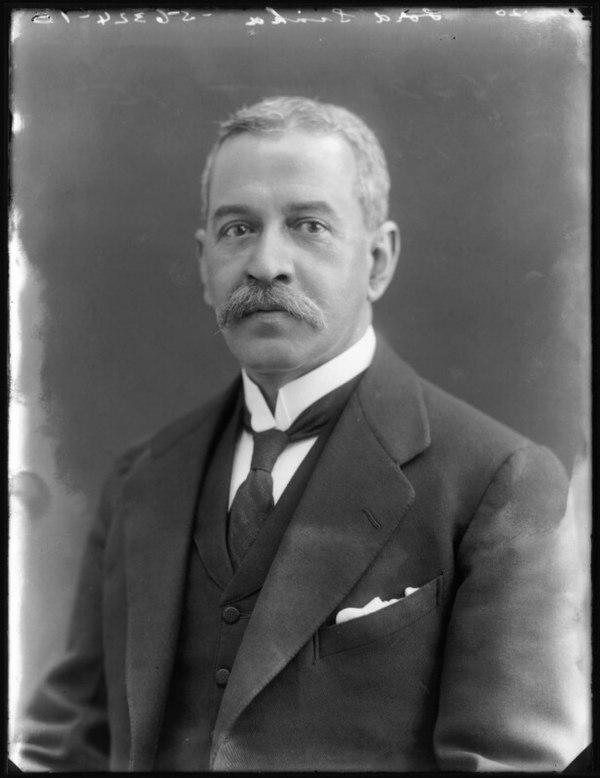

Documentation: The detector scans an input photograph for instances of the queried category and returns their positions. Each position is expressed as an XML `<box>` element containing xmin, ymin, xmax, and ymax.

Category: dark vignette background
<box><xmin>9</xmin><ymin>5</ymin><xmax>590</xmax><ymax>744</ymax></box>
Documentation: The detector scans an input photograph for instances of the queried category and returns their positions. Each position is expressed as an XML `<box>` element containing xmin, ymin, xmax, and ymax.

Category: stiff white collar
<box><xmin>241</xmin><ymin>326</ymin><xmax>376</xmax><ymax>433</ymax></box>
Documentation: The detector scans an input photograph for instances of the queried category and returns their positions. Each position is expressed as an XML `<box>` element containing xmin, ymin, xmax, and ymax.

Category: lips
<box><xmin>247</xmin><ymin>305</ymin><xmax>287</xmax><ymax>315</ymax></box>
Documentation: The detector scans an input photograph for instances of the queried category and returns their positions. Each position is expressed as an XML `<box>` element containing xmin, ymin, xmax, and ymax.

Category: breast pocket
<box><xmin>316</xmin><ymin>574</ymin><xmax>443</xmax><ymax>659</ymax></box>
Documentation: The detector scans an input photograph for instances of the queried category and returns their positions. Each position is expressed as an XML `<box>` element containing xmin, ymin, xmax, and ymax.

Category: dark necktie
<box><xmin>227</xmin><ymin>375</ymin><xmax>363</xmax><ymax>568</ymax></box>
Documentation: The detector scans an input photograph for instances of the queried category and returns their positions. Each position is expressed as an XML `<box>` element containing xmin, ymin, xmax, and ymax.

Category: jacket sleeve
<box><xmin>433</xmin><ymin>444</ymin><xmax>590</xmax><ymax>771</ymax></box>
<box><xmin>16</xmin><ymin>446</ymin><xmax>142</xmax><ymax>772</ymax></box>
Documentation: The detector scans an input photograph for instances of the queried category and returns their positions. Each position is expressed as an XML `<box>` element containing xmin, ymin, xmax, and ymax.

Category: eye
<box><xmin>221</xmin><ymin>222</ymin><xmax>253</xmax><ymax>238</ymax></box>
<box><xmin>296</xmin><ymin>219</ymin><xmax>328</xmax><ymax>235</ymax></box>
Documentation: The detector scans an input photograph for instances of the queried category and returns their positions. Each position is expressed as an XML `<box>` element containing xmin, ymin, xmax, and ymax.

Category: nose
<box><xmin>245</xmin><ymin>226</ymin><xmax>293</xmax><ymax>284</ymax></box>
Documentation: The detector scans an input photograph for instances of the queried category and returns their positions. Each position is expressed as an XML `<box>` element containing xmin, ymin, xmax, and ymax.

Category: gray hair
<box><xmin>200</xmin><ymin>96</ymin><xmax>390</xmax><ymax>230</ymax></box>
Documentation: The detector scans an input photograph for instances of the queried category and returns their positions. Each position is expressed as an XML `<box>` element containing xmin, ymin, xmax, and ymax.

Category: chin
<box><xmin>241</xmin><ymin>347</ymin><xmax>307</xmax><ymax>377</ymax></box>
<box><xmin>225</xmin><ymin>333</ymin><xmax>312</xmax><ymax>377</ymax></box>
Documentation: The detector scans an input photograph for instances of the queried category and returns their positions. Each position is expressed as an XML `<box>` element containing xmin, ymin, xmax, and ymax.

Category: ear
<box><xmin>195</xmin><ymin>228</ymin><xmax>214</xmax><ymax>307</ymax></box>
<box><xmin>366</xmin><ymin>220</ymin><xmax>401</xmax><ymax>302</ymax></box>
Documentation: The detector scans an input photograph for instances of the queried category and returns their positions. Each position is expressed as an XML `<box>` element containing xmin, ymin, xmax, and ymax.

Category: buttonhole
<box><xmin>362</xmin><ymin>508</ymin><xmax>381</xmax><ymax>529</ymax></box>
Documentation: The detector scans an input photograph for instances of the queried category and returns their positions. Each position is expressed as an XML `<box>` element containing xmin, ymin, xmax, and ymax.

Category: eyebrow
<box><xmin>211</xmin><ymin>200</ymin><xmax>339</xmax><ymax>222</ymax></box>
<box><xmin>283</xmin><ymin>201</ymin><xmax>338</xmax><ymax>219</ymax></box>
<box><xmin>211</xmin><ymin>205</ymin><xmax>255</xmax><ymax>222</ymax></box>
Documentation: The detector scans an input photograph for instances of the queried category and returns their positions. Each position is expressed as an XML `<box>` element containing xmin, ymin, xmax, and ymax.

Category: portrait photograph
<box><xmin>8</xmin><ymin>4</ymin><xmax>591</xmax><ymax>771</ymax></box>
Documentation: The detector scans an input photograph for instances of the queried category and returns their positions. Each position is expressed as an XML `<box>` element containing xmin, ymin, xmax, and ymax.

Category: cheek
<box><xmin>306</xmin><ymin>256</ymin><xmax>370</xmax><ymax>310</ymax></box>
<box><xmin>205</xmin><ymin>261</ymin><xmax>240</xmax><ymax>302</ymax></box>
<box><xmin>301</xmin><ymin>280</ymin><xmax>364</xmax><ymax>325</ymax></box>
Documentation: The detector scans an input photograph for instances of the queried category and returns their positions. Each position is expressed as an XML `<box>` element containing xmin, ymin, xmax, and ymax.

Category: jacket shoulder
<box><xmin>110</xmin><ymin>379</ymin><xmax>241</xmax><ymax>478</ymax></box>
<box><xmin>421</xmin><ymin>377</ymin><xmax>526</xmax><ymax>450</ymax></box>
<box><xmin>361</xmin><ymin>338</ymin><xmax>564</xmax><ymax>480</ymax></box>
<box><xmin>417</xmin><ymin>375</ymin><xmax>567</xmax><ymax>485</ymax></box>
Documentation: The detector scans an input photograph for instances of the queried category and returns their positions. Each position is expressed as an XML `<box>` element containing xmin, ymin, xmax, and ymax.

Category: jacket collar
<box><xmin>357</xmin><ymin>336</ymin><xmax>431</xmax><ymax>465</ymax></box>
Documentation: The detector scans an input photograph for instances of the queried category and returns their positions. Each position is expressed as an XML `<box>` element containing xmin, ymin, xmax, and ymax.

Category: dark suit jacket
<box><xmin>19</xmin><ymin>340</ymin><xmax>587</xmax><ymax>771</ymax></box>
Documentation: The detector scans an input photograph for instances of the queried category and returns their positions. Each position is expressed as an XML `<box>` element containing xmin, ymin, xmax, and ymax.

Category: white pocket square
<box><xmin>335</xmin><ymin>587</ymin><xmax>420</xmax><ymax>625</ymax></box>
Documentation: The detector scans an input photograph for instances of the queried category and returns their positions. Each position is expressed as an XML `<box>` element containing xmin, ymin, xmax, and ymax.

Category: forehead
<box><xmin>208</xmin><ymin>130</ymin><xmax>361</xmax><ymax>215</ymax></box>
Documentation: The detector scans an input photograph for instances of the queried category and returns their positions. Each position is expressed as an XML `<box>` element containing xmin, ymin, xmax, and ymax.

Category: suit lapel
<box><xmin>211</xmin><ymin>342</ymin><xmax>431</xmax><ymax>766</ymax></box>
<box><xmin>122</xmin><ymin>383</ymin><xmax>239</xmax><ymax>770</ymax></box>
<box><xmin>192</xmin><ymin>394</ymin><xmax>241</xmax><ymax>590</ymax></box>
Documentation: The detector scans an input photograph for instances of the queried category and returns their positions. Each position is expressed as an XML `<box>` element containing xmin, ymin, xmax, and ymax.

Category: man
<box><xmin>18</xmin><ymin>96</ymin><xmax>588</xmax><ymax>771</ymax></box>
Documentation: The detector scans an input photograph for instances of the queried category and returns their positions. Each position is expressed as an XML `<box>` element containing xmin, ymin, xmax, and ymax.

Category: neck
<box><xmin>244</xmin><ymin>324</ymin><xmax>374</xmax><ymax>415</ymax></box>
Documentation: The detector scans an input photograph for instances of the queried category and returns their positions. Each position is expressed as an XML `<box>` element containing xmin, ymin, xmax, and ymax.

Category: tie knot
<box><xmin>250</xmin><ymin>428</ymin><xmax>289</xmax><ymax>473</ymax></box>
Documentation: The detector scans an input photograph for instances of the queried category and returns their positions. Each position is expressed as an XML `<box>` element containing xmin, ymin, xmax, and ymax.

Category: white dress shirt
<box><xmin>228</xmin><ymin>326</ymin><xmax>377</xmax><ymax>508</ymax></box>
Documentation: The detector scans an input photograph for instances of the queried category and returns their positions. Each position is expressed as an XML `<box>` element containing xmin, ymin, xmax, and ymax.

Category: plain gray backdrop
<box><xmin>9</xmin><ymin>5</ymin><xmax>590</xmax><ymax>748</ymax></box>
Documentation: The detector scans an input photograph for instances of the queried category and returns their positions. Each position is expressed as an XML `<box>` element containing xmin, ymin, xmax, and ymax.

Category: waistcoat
<box><xmin>155</xmin><ymin>394</ymin><xmax>338</xmax><ymax>770</ymax></box>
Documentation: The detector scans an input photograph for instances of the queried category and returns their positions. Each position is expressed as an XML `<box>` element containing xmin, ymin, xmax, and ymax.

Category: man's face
<box><xmin>197</xmin><ymin>130</ymin><xmax>393</xmax><ymax>387</ymax></box>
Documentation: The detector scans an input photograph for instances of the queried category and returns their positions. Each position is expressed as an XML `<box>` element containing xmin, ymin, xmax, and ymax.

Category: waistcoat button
<box><xmin>215</xmin><ymin>668</ymin><xmax>230</xmax><ymax>686</ymax></box>
<box><xmin>222</xmin><ymin>606</ymin><xmax>240</xmax><ymax>624</ymax></box>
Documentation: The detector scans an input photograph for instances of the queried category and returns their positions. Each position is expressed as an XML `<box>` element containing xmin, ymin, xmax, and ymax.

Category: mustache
<box><xmin>216</xmin><ymin>281</ymin><xmax>325</xmax><ymax>331</ymax></box>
